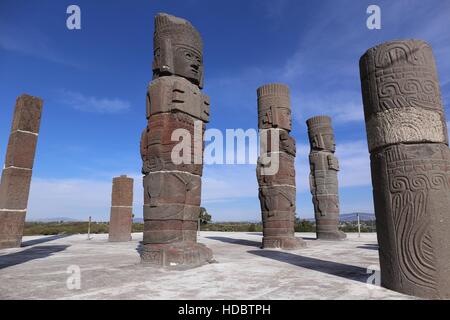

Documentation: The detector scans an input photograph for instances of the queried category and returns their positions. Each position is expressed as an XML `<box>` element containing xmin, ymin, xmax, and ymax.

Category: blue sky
<box><xmin>1</xmin><ymin>0</ymin><xmax>449</xmax><ymax>222</ymax></box>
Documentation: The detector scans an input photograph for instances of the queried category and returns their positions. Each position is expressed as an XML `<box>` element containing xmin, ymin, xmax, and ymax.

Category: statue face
<box><xmin>277</xmin><ymin>107</ymin><xmax>292</xmax><ymax>130</ymax></box>
<box><xmin>173</xmin><ymin>45</ymin><xmax>203</xmax><ymax>86</ymax></box>
<box><xmin>310</xmin><ymin>132</ymin><xmax>335</xmax><ymax>152</ymax></box>
<box><xmin>321</xmin><ymin>133</ymin><xmax>336</xmax><ymax>152</ymax></box>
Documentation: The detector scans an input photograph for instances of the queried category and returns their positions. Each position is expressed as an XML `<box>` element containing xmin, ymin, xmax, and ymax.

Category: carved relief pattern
<box><xmin>256</xmin><ymin>84</ymin><xmax>305</xmax><ymax>249</ymax></box>
<box><xmin>360</xmin><ymin>40</ymin><xmax>450</xmax><ymax>298</ymax></box>
<box><xmin>140</xmin><ymin>13</ymin><xmax>213</xmax><ymax>267</ymax></box>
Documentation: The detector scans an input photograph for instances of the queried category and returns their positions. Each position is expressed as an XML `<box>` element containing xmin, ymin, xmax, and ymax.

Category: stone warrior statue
<box><xmin>360</xmin><ymin>39</ymin><xmax>450</xmax><ymax>299</ymax></box>
<box><xmin>256</xmin><ymin>83</ymin><xmax>306</xmax><ymax>249</ymax></box>
<box><xmin>140</xmin><ymin>13</ymin><xmax>213</xmax><ymax>268</ymax></box>
<box><xmin>306</xmin><ymin>116</ymin><xmax>346</xmax><ymax>240</ymax></box>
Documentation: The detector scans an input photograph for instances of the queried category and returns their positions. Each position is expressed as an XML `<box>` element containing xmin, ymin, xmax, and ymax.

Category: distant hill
<box><xmin>303</xmin><ymin>213</ymin><xmax>375</xmax><ymax>222</ymax></box>
<box><xmin>133</xmin><ymin>218</ymin><xmax>144</xmax><ymax>223</ymax></box>
<box><xmin>340</xmin><ymin>213</ymin><xmax>375</xmax><ymax>222</ymax></box>
<box><xmin>28</xmin><ymin>217</ymin><xmax>81</xmax><ymax>223</ymax></box>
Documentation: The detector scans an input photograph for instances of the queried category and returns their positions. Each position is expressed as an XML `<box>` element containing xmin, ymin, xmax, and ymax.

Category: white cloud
<box><xmin>58</xmin><ymin>89</ymin><xmax>131</xmax><ymax>114</ymax></box>
<box><xmin>202</xmin><ymin>165</ymin><xmax>258</xmax><ymax>203</ymax></box>
<box><xmin>27</xmin><ymin>174</ymin><xmax>143</xmax><ymax>221</ymax></box>
<box><xmin>0</xmin><ymin>22</ymin><xmax>78</xmax><ymax>67</ymax></box>
<box><xmin>291</xmin><ymin>91</ymin><xmax>364</xmax><ymax>126</ymax></box>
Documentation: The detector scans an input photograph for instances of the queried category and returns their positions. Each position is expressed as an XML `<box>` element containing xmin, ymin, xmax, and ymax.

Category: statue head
<box><xmin>306</xmin><ymin>116</ymin><xmax>336</xmax><ymax>152</ymax></box>
<box><xmin>257</xmin><ymin>83</ymin><xmax>292</xmax><ymax>131</ymax></box>
<box><xmin>153</xmin><ymin>13</ymin><xmax>204</xmax><ymax>88</ymax></box>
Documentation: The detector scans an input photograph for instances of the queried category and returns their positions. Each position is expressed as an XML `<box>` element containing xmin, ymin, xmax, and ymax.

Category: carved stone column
<box><xmin>108</xmin><ymin>175</ymin><xmax>133</xmax><ymax>242</ymax></box>
<box><xmin>140</xmin><ymin>13</ymin><xmax>213</xmax><ymax>268</ymax></box>
<box><xmin>256</xmin><ymin>84</ymin><xmax>306</xmax><ymax>249</ymax></box>
<box><xmin>0</xmin><ymin>94</ymin><xmax>43</xmax><ymax>249</ymax></box>
<box><xmin>360</xmin><ymin>39</ymin><xmax>450</xmax><ymax>299</ymax></box>
<box><xmin>306</xmin><ymin>116</ymin><xmax>346</xmax><ymax>240</ymax></box>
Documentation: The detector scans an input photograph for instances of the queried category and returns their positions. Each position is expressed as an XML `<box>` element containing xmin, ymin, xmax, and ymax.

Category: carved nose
<box><xmin>191</xmin><ymin>64</ymin><xmax>199</xmax><ymax>70</ymax></box>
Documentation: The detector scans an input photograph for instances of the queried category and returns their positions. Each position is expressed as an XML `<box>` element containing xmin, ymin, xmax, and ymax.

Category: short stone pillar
<box><xmin>359</xmin><ymin>39</ymin><xmax>450</xmax><ymax>299</ymax></box>
<box><xmin>256</xmin><ymin>83</ymin><xmax>306</xmax><ymax>250</ymax></box>
<box><xmin>108</xmin><ymin>175</ymin><xmax>133</xmax><ymax>242</ymax></box>
<box><xmin>139</xmin><ymin>13</ymin><xmax>213</xmax><ymax>268</ymax></box>
<box><xmin>306</xmin><ymin>116</ymin><xmax>346</xmax><ymax>240</ymax></box>
<box><xmin>0</xmin><ymin>94</ymin><xmax>43</xmax><ymax>249</ymax></box>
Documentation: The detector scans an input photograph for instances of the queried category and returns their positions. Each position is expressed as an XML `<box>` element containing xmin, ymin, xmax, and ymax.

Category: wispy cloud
<box><xmin>28</xmin><ymin>174</ymin><xmax>143</xmax><ymax>221</ymax></box>
<box><xmin>0</xmin><ymin>22</ymin><xmax>79</xmax><ymax>67</ymax></box>
<box><xmin>58</xmin><ymin>89</ymin><xmax>131</xmax><ymax>114</ymax></box>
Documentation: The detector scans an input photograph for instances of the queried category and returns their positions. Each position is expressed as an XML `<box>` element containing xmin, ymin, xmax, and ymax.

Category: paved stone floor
<box><xmin>0</xmin><ymin>232</ymin><xmax>413</xmax><ymax>300</ymax></box>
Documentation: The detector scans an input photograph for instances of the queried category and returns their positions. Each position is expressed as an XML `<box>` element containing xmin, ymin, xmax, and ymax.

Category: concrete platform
<box><xmin>0</xmin><ymin>232</ymin><xmax>413</xmax><ymax>300</ymax></box>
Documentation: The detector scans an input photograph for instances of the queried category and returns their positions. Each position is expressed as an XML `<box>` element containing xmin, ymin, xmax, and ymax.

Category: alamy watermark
<box><xmin>170</xmin><ymin>121</ymin><xmax>280</xmax><ymax>175</ymax></box>
<box><xmin>66</xmin><ymin>265</ymin><xmax>81</xmax><ymax>290</ymax></box>
<box><xmin>366</xmin><ymin>5</ymin><xmax>381</xmax><ymax>30</ymax></box>
<box><xmin>66</xmin><ymin>5</ymin><xmax>81</xmax><ymax>30</ymax></box>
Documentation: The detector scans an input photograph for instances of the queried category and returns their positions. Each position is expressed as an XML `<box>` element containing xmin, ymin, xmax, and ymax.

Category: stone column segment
<box><xmin>306</xmin><ymin>116</ymin><xmax>346</xmax><ymax>240</ymax></box>
<box><xmin>359</xmin><ymin>39</ymin><xmax>450</xmax><ymax>299</ymax></box>
<box><xmin>256</xmin><ymin>83</ymin><xmax>306</xmax><ymax>249</ymax></box>
<box><xmin>0</xmin><ymin>94</ymin><xmax>43</xmax><ymax>249</ymax></box>
<box><xmin>108</xmin><ymin>175</ymin><xmax>133</xmax><ymax>242</ymax></box>
<box><xmin>140</xmin><ymin>13</ymin><xmax>213</xmax><ymax>268</ymax></box>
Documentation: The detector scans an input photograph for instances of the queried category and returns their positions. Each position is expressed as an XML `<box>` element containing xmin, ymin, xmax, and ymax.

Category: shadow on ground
<box><xmin>248</xmin><ymin>250</ymin><xmax>370</xmax><ymax>283</ymax></box>
<box><xmin>21</xmin><ymin>234</ymin><xmax>71</xmax><ymax>247</ymax></box>
<box><xmin>357</xmin><ymin>244</ymin><xmax>379</xmax><ymax>251</ymax></box>
<box><xmin>206</xmin><ymin>236</ymin><xmax>261</xmax><ymax>248</ymax></box>
<box><xmin>0</xmin><ymin>245</ymin><xmax>69</xmax><ymax>270</ymax></box>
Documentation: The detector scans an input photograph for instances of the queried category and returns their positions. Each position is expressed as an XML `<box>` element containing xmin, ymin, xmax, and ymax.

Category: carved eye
<box><xmin>185</xmin><ymin>52</ymin><xmax>193</xmax><ymax>59</ymax></box>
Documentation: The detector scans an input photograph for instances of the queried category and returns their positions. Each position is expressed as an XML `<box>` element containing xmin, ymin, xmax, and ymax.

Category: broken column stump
<box><xmin>108</xmin><ymin>175</ymin><xmax>133</xmax><ymax>242</ymax></box>
<box><xmin>0</xmin><ymin>94</ymin><xmax>43</xmax><ymax>249</ymax></box>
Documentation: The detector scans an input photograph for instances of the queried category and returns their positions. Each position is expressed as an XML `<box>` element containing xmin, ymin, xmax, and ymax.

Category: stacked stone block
<box><xmin>0</xmin><ymin>94</ymin><xmax>43</xmax><ymax>249</ymax></box>
<box><xmin>108</xmin><ymin>175</ymin><xmax>133</xmax><ymax>242</ymax></box>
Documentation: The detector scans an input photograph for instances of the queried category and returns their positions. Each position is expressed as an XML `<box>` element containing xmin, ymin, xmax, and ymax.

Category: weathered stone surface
<box><xmin>11</xmin><ymin>94</ymin><xmax>43</xmax><ymax>134</ymax></box>
<box><xmin>256</xmin><ymin>83</ymin><xmax>305</xmax><ymax>250</ymax></box>
<box><xmin>360</xmin><ymin>39</ymin><xmax>450</xmax><ymax>299</ymax></box>
<box><xmin>152</xmin><ymin>13</ymin><xmax>204</xmax><ymax>88</ymax></box>
<box><xmin>143</xmin><ymin>172</ymin><xmax>201</xmax><ymax>207</ymax></box>
<box><xmin>360</xmin><ymin>39</ymin><xmax>448</xmax><ymax>152</ymax></box>
<box><xmin>257</xmin><ymin>84</ymin><xmax>292</xmax><ymax>132</ymax></box>
<box><xmin>259</xmin><ymin>186</ymin><xmax>296</xmax><ymax>213</ymax></box>
<box><xmin>257</xmin><ymin>152</ymin><xmax>295</xmax><ymax>186</ymax></box>
<box><xmin>141</xmin><ymin>13</ymin><xmax>213</xmax><ymax>267</ymax></box>
<box><xmin>0</xmin><ymin>94</ymin><xmax>42</xmax><ymax>249</ymax></box>
<box><xmin>140</xmin><ymin>112</ymin><xmax>204</xmax><ymax>175</ymax></box>
<box><xmin>371</xmin><ymin>143</ymin><xmax>450</xmax><ymax>299</ymax></box>
<box><xmin>111</xmin><ymin>175</ymin><xmax>134</xmax><ymax>207</ymax></box>
<box><xmin>109</xmin><ymin>207</ymin><xmax>133</xmax><ymax>242</ymax></box>
<box><xmin>0</xmin><ymin>168</ymin><xmax>32</xmax><ymax>210</ymax></box>
<box><xmin>108</xmin><ymin>175</ymin><xmax>133</xmax><ymax>242</ymax></box>
<box><xmin>143</xmin><ymin>204</ymin><xmax>200</xmax><ymax>221</ymax></box>
<box><xmin>146</xmin><ymin>76</ymin><xmax>210</xmax><ymax>122</ymax></box>
<box><xmin>0</xmin><ymin>210</ymin><xmax>26</xmax><ymax>249</ymax></box>
<box><xmin>141</xmin><ymin>242</ymin><xmax>213</xmax><ymax>269</ymax></box>
<box><xmin>143</xmin><ymin>220</ymin><xmax>198</xmax><ymax>244</ymax></box>
<box><xmin>307</xmin><ymin>115</ymin><xmax>346</xmax><ymax>241</ymax></box>
<box><xmin>5</xmin><ymin>131</ymin><xmax>38</xmax><ymax>170</ymax></box>
<box><xmin>259</xmin><ymin>129</ymin><xmax>296</xmax><ymax>156</ymax></box>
